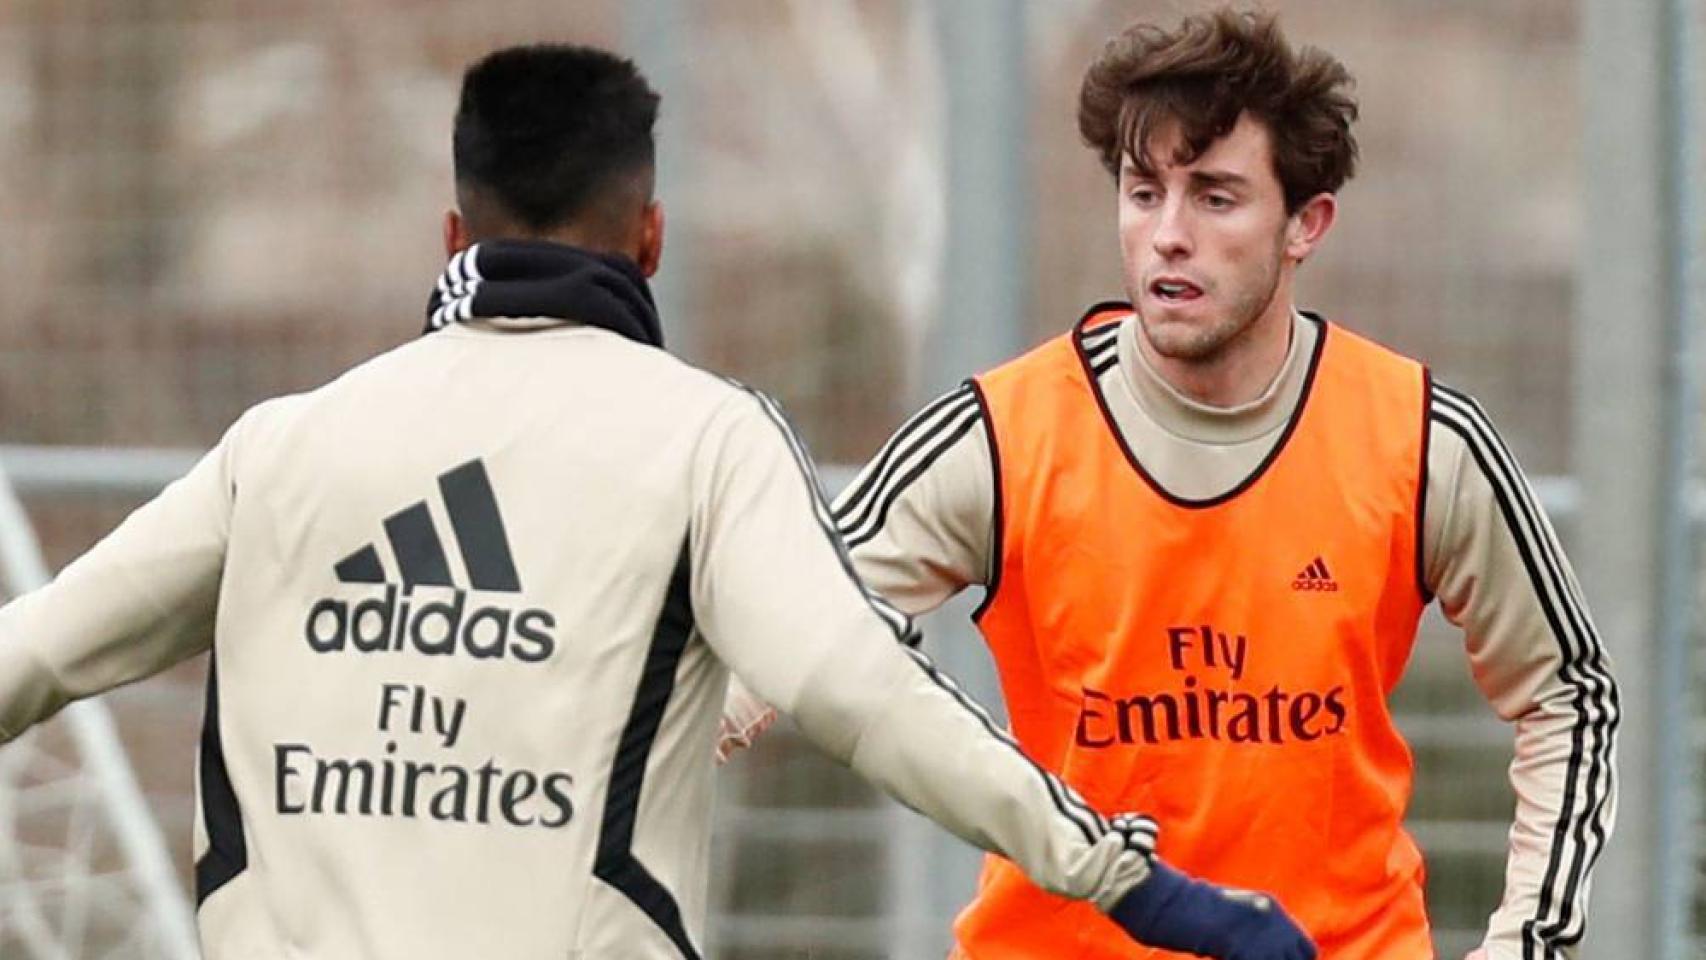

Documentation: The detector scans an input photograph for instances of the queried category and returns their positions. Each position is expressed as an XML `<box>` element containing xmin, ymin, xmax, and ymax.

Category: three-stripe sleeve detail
<box><xmin>738</xmin><ymin>386</ymin><xmax>921</xmax><ymax>645</ymax></box>
<box><xmin>1429</xmin><ymin>384</ymin><xmax>1619</xmax><ymax>957</ymax></box>
<box><xmin>833</xmin><ymin>384</ymin><xmax>984</xmax><ymax>552</ymax></box>
<box><xmin>897</xmin><ymin>644</ymin><xmax>1111</xmax><ymax>847</ymax></box>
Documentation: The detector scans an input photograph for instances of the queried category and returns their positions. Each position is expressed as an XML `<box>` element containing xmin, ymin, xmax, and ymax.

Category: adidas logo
<box><xmin>303</xmin><ymin>459</ymin><xmax>557</xmax><ymax>663</ymax></box>
<box><xmin>1291</xmin><ymin>556</ymin><xmax>1339</xmax><ymax>592</ymax></box>
<box><xmin>333</xmin><ymin>458</ymin><xmax>521</xmax><ymax>591</ymax></box>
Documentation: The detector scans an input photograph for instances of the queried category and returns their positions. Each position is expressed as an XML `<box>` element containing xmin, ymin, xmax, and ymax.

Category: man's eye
<box><xmin>1128</xmin><ymin>188</ymin><xmax>1160</xmax><ymax>205</ymax></box>
<box><xmin>1203</xmin><ymin>193</ymin><xmax>1235</xmax><ymax>210</ymax></box>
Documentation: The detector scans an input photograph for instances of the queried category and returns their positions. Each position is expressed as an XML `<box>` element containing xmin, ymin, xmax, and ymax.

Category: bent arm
<box><xmin>1425</xmin><ymin>386</ymin><xmax>1619</xmax><ymax>959</ymax></box>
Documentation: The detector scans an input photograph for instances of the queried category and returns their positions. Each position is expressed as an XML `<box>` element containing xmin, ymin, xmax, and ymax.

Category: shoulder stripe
<box><xmin>742</xmin><ymin>386</ymin><xmax>921</xmax><ymax>645</ymax></box>
<box><xmin>898</xmin><ymin>645</ymin><xmax>1110</xmax><ymax>846</ymax></box>
<box><xmin>835</xmin><ymin>387</ymin><xmax>984</xmax><ymax>552</ymax></box>
<box><xmin>833</xmin><ymin>385</ymin><xmax>978</xmax><ymax>524</ymax></box>
<box><xmin>1430</xmin><ymin>385</ymin><xmax>1619</xmax><ymax>954</ymax></box>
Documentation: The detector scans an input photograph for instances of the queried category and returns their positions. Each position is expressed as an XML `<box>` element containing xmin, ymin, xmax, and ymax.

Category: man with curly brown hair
<box><xmin>725</xmin><ymin>9</ymin><xmax>1617</xmax><ymax>959</ymax></box>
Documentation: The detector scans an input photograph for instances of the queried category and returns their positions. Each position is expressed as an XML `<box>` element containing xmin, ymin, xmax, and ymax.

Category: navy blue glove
<box><xmin>1108</xmin><ymin>860</ymin><xmax>1316</xmax><ymax>960</ymax></box>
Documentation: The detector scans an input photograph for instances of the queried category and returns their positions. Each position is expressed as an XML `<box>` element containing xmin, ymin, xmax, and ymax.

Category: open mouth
<box><xmin>1151</xmin><ymin>278</ymin><xmax>1204</xmax><ymax>303</ymax></box>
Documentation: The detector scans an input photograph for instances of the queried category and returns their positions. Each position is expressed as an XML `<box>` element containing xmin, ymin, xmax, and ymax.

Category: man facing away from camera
<box><xmin>723</xmin><ymin>10</ymin><xmax>1619</xmax><ymax>960</ymax></box>
<box><xmin>0</xmin><ymin>43</ymin><xmax>1322</xmax><ymax>960</ymax></box>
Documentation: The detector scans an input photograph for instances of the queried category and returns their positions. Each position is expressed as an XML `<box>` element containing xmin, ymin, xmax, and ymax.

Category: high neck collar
<box><xmin>1114</xmin><ymin>311</ymin><xmax>1320</xmax><ymax>445</ymax></box>
<box><xmin>424</xmin><ymin>239</ymin><xmax>663</xmax><ymax>348</ymax></box>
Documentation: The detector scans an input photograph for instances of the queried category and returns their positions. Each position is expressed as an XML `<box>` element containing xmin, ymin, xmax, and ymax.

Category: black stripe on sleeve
<box><xmin>1430</xmin><ymin>385</ymin><xmax>1619</xmax><ymax>955</ymax></box>
<box><xmin>194</xmin><ymin>652</ymin><xmax>247</xmax><ymax>906</ymax></box>
<box><xmin>1434</xmin><ymin>390</ymin><xmax>1616</xmax><ymax>955</ymax></box>
<box><xmin>383</xmin><ymin>501</ymin><xmax>454</xmax><ymax>587</ymax></box>
<box><xmin>832</xmin><ymin>386</ymin><xmax>977</xmax><ymax>524</ymax></box>
<box><xmin>898</xmin><ymin>645</ymin><xmax>1108</xmax><ymax>846</ymax></box>
<box><xmin>837</xmin><ymin>395</ymin><xmax>984</xmax><ymax>552</ymax></box>
<box><xmin>439</xmin><ymin>458</ymin><xmax>522</xmax><ymax>592</ymax></box>
<box><xmin>833</xmin><ymin>386</ymin><xmax>980</xmax><ymax>532</ymax></box>
<box><xmin>739</xmin><ymin>386</ymin><xmax>922</xmax><ymax>645</ymax></box>
<box><xmin>592</xmin><ymin>543</ymin><xmax>702</xmax><ymax>960</ymax></box>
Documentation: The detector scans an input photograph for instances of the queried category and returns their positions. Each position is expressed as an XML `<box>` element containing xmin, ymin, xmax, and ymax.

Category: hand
<box><xmin>714</xmin><ymin>675</ymin><xmax>778</xmax><ymax>764</ymax></box>
<box><xmin>1108</xmin><ymin>860</ymin><xmax>1316</xmax><ymax>960</ymax></box>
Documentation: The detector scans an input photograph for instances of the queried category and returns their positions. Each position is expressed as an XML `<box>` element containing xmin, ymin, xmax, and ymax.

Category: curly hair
<box><xmin>1078</xmin><ymin>9</ymin><xmax>1358</xmax><ymax>212</ymax></box>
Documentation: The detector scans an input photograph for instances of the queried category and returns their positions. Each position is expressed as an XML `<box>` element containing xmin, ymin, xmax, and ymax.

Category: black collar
<box><xmin>424</xmin><ymin>239</ymin><xmax>663</xmax><ymax>348</ymax></box>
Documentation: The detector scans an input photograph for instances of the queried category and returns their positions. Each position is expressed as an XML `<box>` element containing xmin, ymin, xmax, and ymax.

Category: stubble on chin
<box><xmin>1133</xmin><ymin>258</ymin><xmax>1284</xmax><ymax>365</ymax></box>
<box><xmin>1138</xmin><ymin>312</ymin><xmax>1250</xmax><ymax>363</ymax></box>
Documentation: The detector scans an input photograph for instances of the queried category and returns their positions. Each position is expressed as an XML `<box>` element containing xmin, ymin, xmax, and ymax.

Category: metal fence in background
<box><xmin>1</xmin><ymin>0</ymin><xmax>1701</xmax><ymax>957</ymax></box>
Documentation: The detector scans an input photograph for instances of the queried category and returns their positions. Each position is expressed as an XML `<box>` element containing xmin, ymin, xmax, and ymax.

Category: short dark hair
<box><xmin>453</xmin><ymin>44</ymin><xmax>660</xmax><ymax>232</ymax></box>
<box><xmin>1078</xmin><ymin>9</ymin><xmax>1358</xmax><ymax>213</ymax></box>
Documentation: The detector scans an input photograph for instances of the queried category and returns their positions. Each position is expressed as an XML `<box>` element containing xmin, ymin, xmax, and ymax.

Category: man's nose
<box><xmin>1151</xmin><ymin>199</ymin><xmax>1193</xmax><ymax>259</ymax></box>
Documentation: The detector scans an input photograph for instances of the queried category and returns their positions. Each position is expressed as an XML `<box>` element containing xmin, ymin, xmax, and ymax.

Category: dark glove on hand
<box><xmin>1108</xmin><ymin>860</ymin><xmax>1317</xmax><ymax>960</ymax></box>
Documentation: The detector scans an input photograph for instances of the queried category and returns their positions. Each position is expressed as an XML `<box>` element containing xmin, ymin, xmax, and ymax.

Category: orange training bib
<box><xmin>959</xmin><ymin>307</ymin><xmax>1432</xmax><ymax>960</ymax></box>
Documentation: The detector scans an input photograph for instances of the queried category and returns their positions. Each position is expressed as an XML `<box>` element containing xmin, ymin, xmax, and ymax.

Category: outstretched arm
<box><xmin>0</xmin><ymin>423</ymin><xmax>241</xmax><ymax>741</ymax></box>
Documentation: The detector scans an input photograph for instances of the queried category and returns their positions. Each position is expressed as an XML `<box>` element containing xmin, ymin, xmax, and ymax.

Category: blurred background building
<box><xmin>0</xmin><ymin>0</ymin><xmax>1701</xmax><ymax>957</ymax></box>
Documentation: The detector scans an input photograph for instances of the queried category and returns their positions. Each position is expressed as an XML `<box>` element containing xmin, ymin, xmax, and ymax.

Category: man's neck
<box><xmin>1136</xmin><ymin>298</ymin><xmax>1296</xmax><ymax>408</ymax></box>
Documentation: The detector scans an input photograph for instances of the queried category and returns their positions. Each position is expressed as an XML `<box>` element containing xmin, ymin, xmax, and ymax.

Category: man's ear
<box><xmin>637</xmin><ymin>201</ymin><xmax>664</xmax><ymax>277</ymax></box>
<box><xmin>443</xmin><ymin>208</ymin><xmax>473</xmax><ymax>258</ymax></box>
<box><xmin>1285</xmin><ymin>192</ymin><xmax>1337</xmax><ymax>262</ymax></box>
